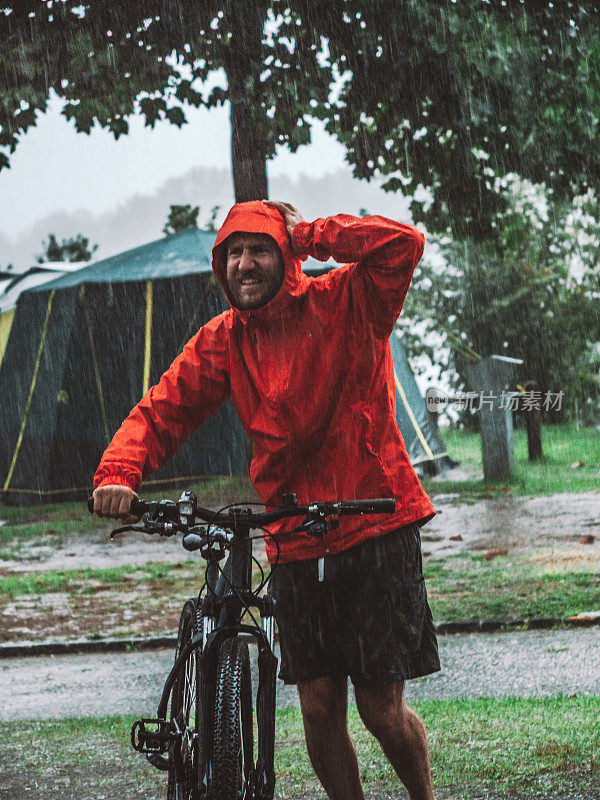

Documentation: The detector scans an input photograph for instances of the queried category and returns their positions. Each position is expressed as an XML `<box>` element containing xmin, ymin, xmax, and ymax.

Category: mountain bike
<box><xmin>88</xmin><ymin>490</ymin><xmax>395</xmax><ymax>800</ymax></box>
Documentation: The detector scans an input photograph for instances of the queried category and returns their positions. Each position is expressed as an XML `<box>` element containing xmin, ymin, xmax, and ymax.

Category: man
<box><xmin>93</xmin><ymin>200</ymin><xmax>440</xmax><ymax>800</ymax></box>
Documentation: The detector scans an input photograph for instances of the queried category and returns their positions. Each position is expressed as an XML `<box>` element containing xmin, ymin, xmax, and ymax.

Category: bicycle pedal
<box><xmin>131</xmin><ymin>718</ymin><xmax>177</xmax><ymax>755</ymax></box>
<box><xmin>147</xmin><ymin>752</ymin><xmax>170</xmax><ymax>771</ymax></box>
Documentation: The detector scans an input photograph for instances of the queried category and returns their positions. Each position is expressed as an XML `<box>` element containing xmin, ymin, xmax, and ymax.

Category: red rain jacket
<box><xmin>94</xmin><ymin>202</ymin><xmax>435</xmax><ymax>563</ymax></box>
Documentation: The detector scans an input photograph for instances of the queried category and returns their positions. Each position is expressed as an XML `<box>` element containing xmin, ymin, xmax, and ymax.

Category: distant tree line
<box><xmin>37</xmin><ymin>233</ymin><xmax>98</xmax><ymax>263</ymax></box>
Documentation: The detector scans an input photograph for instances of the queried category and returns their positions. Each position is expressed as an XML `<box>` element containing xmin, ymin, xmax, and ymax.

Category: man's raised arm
<box><xmin>264</xmin><ymin>201</ymin><xmax>424</xmax><ymax>336</ymax></box>
<box><xmin>93</xmin><ymin>316</ymin><xmax>230</xmax><ymax>519</ymax></box>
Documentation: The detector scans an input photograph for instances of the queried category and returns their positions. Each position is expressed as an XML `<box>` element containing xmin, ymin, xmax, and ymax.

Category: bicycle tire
<box><xmin>212</xmin><ymin>636</ymin><xmax>254</xmax><ymax>800</ymax></box>
<box><xmin>167</xmin><ymin>599</ymin><xmax>203</xmax><ymax>800</ymax></box>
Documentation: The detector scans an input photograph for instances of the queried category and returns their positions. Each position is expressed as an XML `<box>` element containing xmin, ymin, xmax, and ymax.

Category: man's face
<box><xmin>225</xmin><ymin>232</ymin><xmax>284</xmax><ymax>310</ymax></box>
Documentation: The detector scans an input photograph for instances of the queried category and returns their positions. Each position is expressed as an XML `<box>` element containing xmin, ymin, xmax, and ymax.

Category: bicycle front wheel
<box><xmin>167</xmin><ymin>599</ymin><xmax>202</xmax><ymax>800</ymax></box>
<box><xmin>212</xmin><ymin>636</ymin><xmax>254</xmax><ymax>800</ymax></box>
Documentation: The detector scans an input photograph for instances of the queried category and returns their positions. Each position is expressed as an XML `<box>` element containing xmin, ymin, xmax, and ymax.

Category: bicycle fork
<box><xmin>254</xmin><ymin>610</ymin><xmax>277</xmax><ymax>800</ymax></box>
<box><xmin>133</xmin><ymin>614</ymin><xmax>278</xmax><ymax>799</ymax></box>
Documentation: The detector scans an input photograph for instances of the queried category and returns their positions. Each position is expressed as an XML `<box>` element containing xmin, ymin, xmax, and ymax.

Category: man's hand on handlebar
<box><xmin>92</xmin><ymin>485</ymin><xmax>141</xmax><ymax>523</ymax></box>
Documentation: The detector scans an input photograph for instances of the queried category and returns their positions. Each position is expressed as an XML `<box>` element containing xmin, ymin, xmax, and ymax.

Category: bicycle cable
<box><xmin>212</xmin><ymin>552</ymin><xmax>262</xmax><ymax>632</ymax></box>
<box><xmin>200</xmin><ymin>501</ymin><xmax>285</xmax><ymax>594</ymax></box>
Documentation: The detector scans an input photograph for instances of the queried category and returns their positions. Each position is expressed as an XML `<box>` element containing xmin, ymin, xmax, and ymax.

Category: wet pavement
<box><xmin>1</xmin><ymin>626</ymin><xmax>598</xmax><ymax>722</ymax></box>
<box><xmin>419</xmin><ymin>490</ymin><xmax>600</xmax><ymax>558</ymax></box>
<box><xmin>2</xmin><ymin>491</ymin><xmax>599</xmax><ymax>573</ymax></box>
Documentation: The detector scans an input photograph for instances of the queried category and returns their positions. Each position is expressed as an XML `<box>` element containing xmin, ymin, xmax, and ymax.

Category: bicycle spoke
<box><xmin>184</xmin><ymin>656</ymin><xmax>196</xmax><ymax>722</ymax></box>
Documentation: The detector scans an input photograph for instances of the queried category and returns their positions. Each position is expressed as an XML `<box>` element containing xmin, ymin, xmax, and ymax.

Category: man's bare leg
<box><xmin>296</xmin><ymin>676</ymin><xmax>365</xmax><ymax>800</ymax></box>
<box><xmin>354</xmin><ymin>680</ymin><xmax>437</xmax><ymax>800</ymax></box>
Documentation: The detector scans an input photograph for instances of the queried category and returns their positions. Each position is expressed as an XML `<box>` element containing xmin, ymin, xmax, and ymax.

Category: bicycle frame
<box><xmin>102</xmin><ymin>492</ymin><xmax>395</xmax><ymax>799</ymax></box>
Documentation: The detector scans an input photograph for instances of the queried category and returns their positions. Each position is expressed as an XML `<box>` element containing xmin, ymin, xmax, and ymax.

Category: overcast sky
<box><xmin>0</xmin><ymin>92</ymin><xmax>412</xmax><ymax>270</ymax></box>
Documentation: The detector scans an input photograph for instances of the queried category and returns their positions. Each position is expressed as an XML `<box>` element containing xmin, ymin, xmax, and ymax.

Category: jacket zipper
<box><xmin>317</xmin><ymin>557</ymin><xmax>325</xmax><ymax>582</ymax></box>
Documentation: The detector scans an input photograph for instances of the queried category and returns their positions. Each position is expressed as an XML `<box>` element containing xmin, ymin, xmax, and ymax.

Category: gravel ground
<box><xmin>1</xmin><ymin>626</ymin><xmax>598</xmax><ymax>722</ymax></box>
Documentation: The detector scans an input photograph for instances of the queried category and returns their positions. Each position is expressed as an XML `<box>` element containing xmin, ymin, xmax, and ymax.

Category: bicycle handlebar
<box><xmin>87</xmin><ymin>494</ymin><xmax>395</xmax><ymax>527</ymax></box>
<box><xmin>336</xmin><ymin>498</ymin><xmax>395</xmax><ymax>515</ymax></box>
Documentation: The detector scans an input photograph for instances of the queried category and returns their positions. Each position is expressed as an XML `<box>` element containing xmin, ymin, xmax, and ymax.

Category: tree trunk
<box><xmin>226</xmin><ymin>2</ymin><xmax>269</xmax><ymax>203</ymax></box>
<box><xmin>524</xmin><ymin>380</ymin><xmax>544</xmax><ymax>461</ymax></box>
<box><xmin>230</xmin><ymin>97</ymin><xmax>269</xmax><ymax>202</ymax></box>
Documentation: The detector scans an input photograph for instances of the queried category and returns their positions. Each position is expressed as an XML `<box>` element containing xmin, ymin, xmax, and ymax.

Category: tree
<box><xmin>0</xmin><ymin>1</ymin><xmax>334</xmax><ymax>202</ymax></box>
<box><xmin>163</xmin><ymin>204</ymin><xmax>199</xmax><ymax>236</ymax></box>
<box><xmin>37</xmin><ymin>233</ymin><xmax>98</xmax><ymax>263</ymax></box>
<box><xmin>1</xmin><ymin>2</ymin><xmax>599</xmax><ymax>224</ymax></box>
<box><xmin>322</xmin><ymin>1</ymin><xmax>600</xmax><ymax>240</ymax></box>
<box><xmin>400</xmin><ymin>178</ymin><xmax>600</xmax><ymax>423</ymax></box>
<box><xmin>206</xmin><ymin>205</ymin><xmax>221</xmax><ymax>233</ymax></box>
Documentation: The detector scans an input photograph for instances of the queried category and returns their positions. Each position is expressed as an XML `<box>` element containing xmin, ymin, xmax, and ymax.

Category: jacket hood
<box><xmin>212</xmin><ymin>201</ymin><xmax>309</xmax><ymax>322</ymax></box>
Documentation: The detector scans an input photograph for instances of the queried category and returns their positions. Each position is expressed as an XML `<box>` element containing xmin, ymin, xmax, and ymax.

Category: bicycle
<box><xmin>88</xmin><ymin>490</ymin><xmax>395</xmax><ymax>800</ymax></box>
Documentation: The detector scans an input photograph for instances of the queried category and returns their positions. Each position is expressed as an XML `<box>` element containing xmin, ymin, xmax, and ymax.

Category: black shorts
<box><xmin>269</xmin><ymin>522</ymin><xmax>441</xmax><ymax>685</ymax></box>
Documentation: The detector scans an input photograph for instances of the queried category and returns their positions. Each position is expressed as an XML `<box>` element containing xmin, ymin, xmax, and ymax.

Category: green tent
<box><xmin>389</xmin><ymin>333</ymin><xmax>455</xmax><ymax>475</ymax></box>
<box><xmin>0</xmin><ymin>228</ymin><xmax>451</xmax><ymax>505</ymax></box>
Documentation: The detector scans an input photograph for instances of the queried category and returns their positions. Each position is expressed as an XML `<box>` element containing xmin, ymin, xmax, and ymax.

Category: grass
<box><xmin>0</xmin><ymin>559</ymin><xmax>271</xmax><ymax>642</ymax></box>
<box><xmin>0</xmin><ymin>559</ymin><xmax>270</xmax><ymax>602</ymax></box>
<box><xmin>2</xmin><ymin>696</ymin><xmax>599</xmax><ymax>799</ymax></box>
<box><xmin>2</xmin><ymin>549</ymin><xmax>598</xmax><ymax>641</ymax></box>
<box><xmin>277</xmin><ymin>696</ymin><xmax>600</xmax><ymax>798</ymax></box>
<box><xmin>423</xmin><ymin>423</ymin><xmax>600</xmax><ymax>498</ymax></box>
<box><xmin>0</xmin><ymin>518</ymin><xmax>101</xmax><ymax>559</ymax></box>
<box><xmin>425</xmin><ymin>551</ymin><xmax>600</xmax><ymax>624</ymax></box>
<box><xmin>0</xmin><ymin>562</ymin><xmax>187</xmax><ymax>600</ymax></box>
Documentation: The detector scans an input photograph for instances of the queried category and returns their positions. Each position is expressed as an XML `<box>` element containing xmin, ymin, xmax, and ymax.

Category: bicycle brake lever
<box><xmin>293</xmin><ymin>516</ymin><xmax>339</xmax><ymax>538</ymax></box>
<box><xmin>110</xmin><ymin>525</ymin><xmax>147</xmax><ymax>539</ymax></box>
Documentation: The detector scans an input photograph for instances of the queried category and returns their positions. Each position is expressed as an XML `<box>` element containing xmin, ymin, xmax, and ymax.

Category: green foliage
<box><xmin>402</xmin><ymin>180</ymin><xmax>600</xmax><ymax>422</ymax></box>
<box><xmin>2</xmin><ymin>3</ymin><xmax>598</xmax><ymax>222</ymax></box>
<box><xmin>36</xmin><ymin>233</ymin><xmax>98</xmax><ymax>263</ymax></box>
<box><xmin>324</xmin><ymin>2</ymin><xmax>600</xmax><ymax>239</ymax></box>
<box><xmin>162</xmin><ymin>203</ymin><xmax>199</xmax><ymax>237</ymax></box>
<box><xmin>0</xmin><ymin>2</ymin><xmax>335</xmax><ymax>199</ymax></box>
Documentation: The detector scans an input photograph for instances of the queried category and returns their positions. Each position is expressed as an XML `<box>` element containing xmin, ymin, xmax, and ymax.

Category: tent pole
<box><xmin>142</xmin><ymin>281</ymin><xmax>153</xmax><ymax>396</ymax></box>
<box><xmin>3</xmin><ymin>291</ymin><xmax>55</xmax><ymax>492</ymax></box>
<box><xmin>80</xmin><ymin>285</ymin><xmax>111</xmax><ymax>446</ymax></box>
